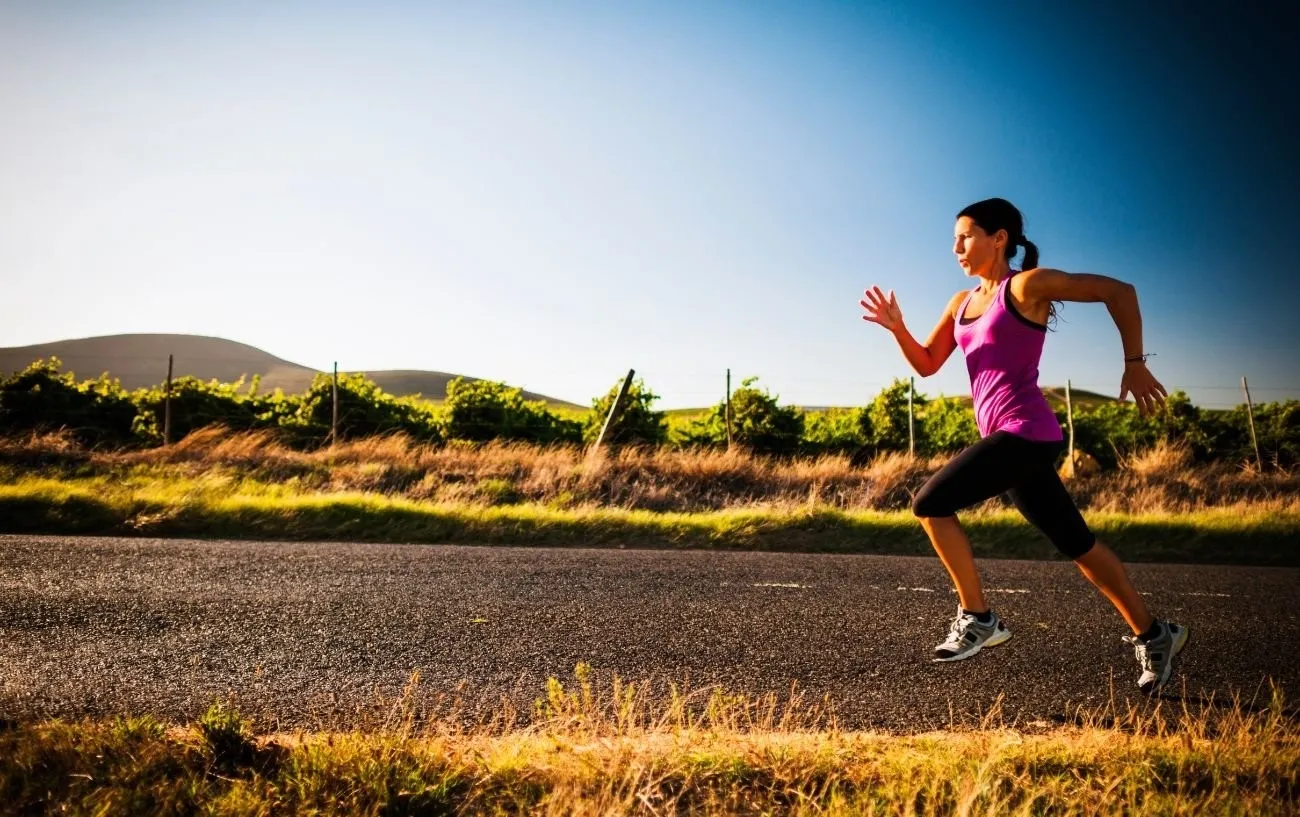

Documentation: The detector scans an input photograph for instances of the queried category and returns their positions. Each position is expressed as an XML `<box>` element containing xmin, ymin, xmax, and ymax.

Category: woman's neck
<box><xmin>975</xmin><ymin>261</ymin><xmax>1011</xmax><ymax>294</ymax></box>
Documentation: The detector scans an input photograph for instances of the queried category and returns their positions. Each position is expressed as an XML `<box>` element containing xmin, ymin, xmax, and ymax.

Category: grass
<box><xmin>1</xmin><ymin>472</ymin><xmax>1297</xmax><ymax>564</ymax></box>
<box><xmin>5</xmin><ymin>429</ymin><xmax>1298</xmax><ymax>516</ymax></box>
<box><xmin>2</xmin><ymin>666</ymin><xmax>1296</xmax><ymax>815</ymax></box>
<box><xmin>2</xmin><ymin>429</ymin><xmax>1298</xmax><ymax>563</ymax></box>
<box><xmin>2</xmin><ymin>429</ymin><xmax>1296</xmax><ymax>812</ymax></box>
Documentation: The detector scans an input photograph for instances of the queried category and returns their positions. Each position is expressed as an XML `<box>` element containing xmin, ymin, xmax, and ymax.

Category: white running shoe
<box><xmin>933</xmin><ymin>606</ymin><xmax>1012</xmax><ymax>662</ymax></box>
<box><xmin>1123</xmin><ymin>620</ymin><xmax>1190</xmax><ymax>695</ymax></box>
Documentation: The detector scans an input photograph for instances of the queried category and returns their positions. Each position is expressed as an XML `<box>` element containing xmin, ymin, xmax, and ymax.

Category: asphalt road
<box><xmin>2</xmin><ymin>535</ymin><xmax>1296</xmax><ymax>732</ymax></box>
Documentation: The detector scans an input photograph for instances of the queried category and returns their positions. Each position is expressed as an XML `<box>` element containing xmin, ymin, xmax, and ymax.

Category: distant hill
<box><xmin>1039</xmin><ymin>386</ymin><xmax>1115</xmax><ymax>412</ymax></box>
<box><xmin>0</xmin><ymin>334</ymin><xmax>584</xmax><ymax>408</ymax></box>
<box><xmin>929</xmin><ymin>387</ymin><xmax>1115</xmax><ymax>413</ymax></box>
<box><xmin>666</xmin><ymin>387</ymin><xmax>1118</xmax><ymax>418</ymax></box>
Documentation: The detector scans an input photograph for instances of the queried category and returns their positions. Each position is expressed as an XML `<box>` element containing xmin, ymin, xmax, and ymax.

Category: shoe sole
<box><xmin>932</xmin><ymin>627</ymin><xmax>1012</xmax><ymax>663</ymax></box>
<box><xmin>1141</xmin><ymin>626</ymin><xmax>1191</xmax><ymax>695</ymax></box>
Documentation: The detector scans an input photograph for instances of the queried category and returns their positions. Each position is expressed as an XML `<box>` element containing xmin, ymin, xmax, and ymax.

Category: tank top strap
<box><xmin>957</xmin><ymin>269</ymin><xmax>1022</xmax><ymax>325</ymax></box>
<box><xmin>955</xmin><ymin>288</ymin><xmax>977</xmax><ymax>322</ymax></box>
<box><xmin>991</xmin><ymin>269</ymin><xmax>1021</xmax><ymax>313</ymax></box>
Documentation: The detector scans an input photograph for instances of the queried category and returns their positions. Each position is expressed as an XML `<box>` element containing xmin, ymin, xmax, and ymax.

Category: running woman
<box><xmin>859</xmin><ymin>197</ymin><xmax>1189</xmax><ymax>694</ymax></box>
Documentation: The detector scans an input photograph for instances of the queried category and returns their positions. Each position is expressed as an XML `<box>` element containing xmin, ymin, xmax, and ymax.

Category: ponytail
<box><xmin>1016</xmin><ymin>235</ymin><xmax>1057</xmax><ymax>327</ymax></box>
<box><xmin>1017</xmin><ymin>236</ymin><xmax>1039</xmax><ymax>271</ymax></box>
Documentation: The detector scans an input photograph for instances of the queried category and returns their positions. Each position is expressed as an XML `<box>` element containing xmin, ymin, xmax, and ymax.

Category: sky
<box><xmin>2</xmin><ymin>0</ymin><xmax>1297</xmax><ymax>409</ymax></box>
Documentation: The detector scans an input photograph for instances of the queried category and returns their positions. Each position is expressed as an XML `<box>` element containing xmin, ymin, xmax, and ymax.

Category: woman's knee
<box><xmin>912</xmin><ymin>489</ymin><xmax>952</xmax><ymax>519</ymax></box>
<box><xmin>1063</xmin><ymin>534</ymin><xmax>1098</xmax><ymax>561</ymax></box>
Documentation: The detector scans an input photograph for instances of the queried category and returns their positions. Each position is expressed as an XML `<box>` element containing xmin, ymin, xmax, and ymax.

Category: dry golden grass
<box><xmin>1124</xmin><ymin>438</ymin><xmax>1197</xmax><ymax>477</ymax></box>
<box><xmin>2</xmin><ymin>666</ymin><xmax>1296</xmax><ymax>815</ymax></box>
<box><xmin>2</xmin><ymin>427</ymin><xmax>1296</xmax><ymax>515</ymax></box>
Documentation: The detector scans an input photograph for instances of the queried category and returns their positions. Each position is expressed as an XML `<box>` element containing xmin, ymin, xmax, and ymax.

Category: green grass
<box><xmin>662</xmin><ymin>407</ymin><xmax>712</xmax><ymax>419</ymax></box>
<box><xmin>1</xmin><ymin>669</ymin><xmax>1295</xmax><ymax>815</ymax></box>
<box><xmin>1</xmin><ymin>475</ymin><xmax>1297</xmax><ymax>564</ymax></box>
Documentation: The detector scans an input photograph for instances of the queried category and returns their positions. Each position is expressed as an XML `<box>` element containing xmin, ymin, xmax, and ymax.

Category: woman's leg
<box><xmin>917</xmin><ymin>516</ymin><xmax>986</xmax><ymax>612</ymax></box>
<box><xmin>912</xmin><ymin>432</ymin><xmax>1040</xmax><ymax>613</ymax></box>
<box><xmin>1008</xmin><ymin>459</ymin><xmax>1188</xmax><ymax>692</ymax></box>
<box><xmin>1074</xmin><ymin>543</ymin><xmax>1153</xmax><ymax>635</ymax></box>
<box><xmin>1006</xmin><ymin>461</ymin><xmax>1153</xmax><ymax>634</ymax></box>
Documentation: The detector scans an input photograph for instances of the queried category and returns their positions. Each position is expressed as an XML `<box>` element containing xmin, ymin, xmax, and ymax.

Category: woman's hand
<box><xmin>1119</xmin><ymin>362</ymin><xmax>1168</xmax><ymax>416</ymax></box>
<box><xmin>860</xmin><ymin>286</ymin><xmax>903</xmax><ymax>333</ymax></box>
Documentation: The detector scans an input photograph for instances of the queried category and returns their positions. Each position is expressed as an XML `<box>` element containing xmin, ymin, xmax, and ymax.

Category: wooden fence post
<box><xmin>163</xmin><ymin>354</ymin><xmax>174</xmax><ymax>445</ymax></box>
<box><xmin>1065</xmin><ymin>379</ymin><xmax>1075</xmax><ymax>477</ymax></box>
<box><xmin>593</xmin><ymin>369</ymin><xmax>636</xmax><ymax>451</ymax></box>
<box><xmin>1243</xmin><ymin>376</ymin><xmax>1263</xmax><ymax>470</ymax></box>
<box><xmin>726</xmin><ymin>368</ymin><xmax>733</xmax><ymax>450</ymax></box>
<box><xmin>331</xmin><ymin>362</ymin><xmax>339</xmax><ymax>445</ymax></box>
<box><xmin>907</xmin><ymin>376</ymin><xmax>915</xmax><ymax>457</ymax></box>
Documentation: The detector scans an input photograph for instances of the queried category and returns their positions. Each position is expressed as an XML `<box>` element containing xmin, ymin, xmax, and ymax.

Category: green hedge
<box><xmin>1</xmin><ymin>359</ymin><xmax>1294</xmax><ymax>465</ymax></box>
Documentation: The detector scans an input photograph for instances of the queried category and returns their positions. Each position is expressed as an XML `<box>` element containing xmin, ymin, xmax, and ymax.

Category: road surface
<box><xmin>2</xmin><ymin>535</ymin><xmax>1294</xmax><ymax>732</ymax></box>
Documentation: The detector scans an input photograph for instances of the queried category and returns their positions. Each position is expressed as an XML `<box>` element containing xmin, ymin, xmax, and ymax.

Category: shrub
<box><xmin>442</xmin><ymin>377</ymin><xmax>580</xmax><ymax>445</ymax></box>
<box><xmin>583</xmin><ymin>377</ymin><xmax>668</xmax><ymax>447</ymax></box>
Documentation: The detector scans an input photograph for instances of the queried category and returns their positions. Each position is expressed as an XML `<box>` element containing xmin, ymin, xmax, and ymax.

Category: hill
<box><xmin>0</xmin><ymin>334</ymin><xmax>583</xmax><ymax>408</ymax></box>
<box><xmin>941</xmin><ymin>387</ymin><xmax>1115</xmax><ymax>413</ymax></box>
<box><xmin>1039</xmin><ymin>385</ymin><xmax>1115</xmax><ymax>412</ymax></box>
<box><xmin>664</xmin><ymin>388</ymin><xmax>1118</xmax><ymax>419</ymax></box>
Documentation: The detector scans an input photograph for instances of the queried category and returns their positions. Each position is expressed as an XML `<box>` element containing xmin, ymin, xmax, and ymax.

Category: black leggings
<box><xmin>912</xmin><ymin>431</ymin><xmax>1096</xmax><ymax>559</ymax></box>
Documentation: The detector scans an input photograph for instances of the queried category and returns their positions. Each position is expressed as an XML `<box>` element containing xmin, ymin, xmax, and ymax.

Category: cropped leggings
<box><xmin>912</xmin><ymin>431</ymin><xmax>1096</xmax><ymax>559</ymax></box>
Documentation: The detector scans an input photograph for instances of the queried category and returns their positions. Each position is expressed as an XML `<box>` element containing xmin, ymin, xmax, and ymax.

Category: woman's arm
<box><xmin>1013</xmin><ymin>268</ymin><xmax>1169</xmax><ymax>415</ymax></box>
<box><xmin>860</xmin><ymin>287</ymin><xmax>967</xmax><ymax>377</ymax></box>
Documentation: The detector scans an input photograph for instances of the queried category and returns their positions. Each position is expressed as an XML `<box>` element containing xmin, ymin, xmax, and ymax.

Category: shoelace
<box><xmin>946</xmin><ymin>615</ymin><xmax>975</xmax><ymax>644</ymax></box>
<box><xmin>1124</xmin><ymin>636</ymin><xmax>1153</xmax><ymax>672</ymax></box>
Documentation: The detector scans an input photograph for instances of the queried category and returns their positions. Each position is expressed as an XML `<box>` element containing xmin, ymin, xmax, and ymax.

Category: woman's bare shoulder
<box><xmin>944</xmin><ymin>288</ymin><xmax>971</xmax><ymax>318</ymax></box>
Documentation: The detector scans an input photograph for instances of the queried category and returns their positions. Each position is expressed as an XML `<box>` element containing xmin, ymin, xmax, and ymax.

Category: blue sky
<box><xmin>2</xmin><ymin>1</ymin><xmax>1296</xmax><ymax>409</ymax></box>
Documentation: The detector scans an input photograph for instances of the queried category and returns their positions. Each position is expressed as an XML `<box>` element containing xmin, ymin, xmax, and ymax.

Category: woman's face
<box><xmin>953</xmin><ymin>216</ymin><xmax>1006</xmax><ymax>277</ymax></box>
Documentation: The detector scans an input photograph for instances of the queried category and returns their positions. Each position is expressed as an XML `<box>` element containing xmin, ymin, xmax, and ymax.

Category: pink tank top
<box><xmin>952</xmin><ymin>272</ymin><xmax>1063</xmax><ymax>442</ymax></box>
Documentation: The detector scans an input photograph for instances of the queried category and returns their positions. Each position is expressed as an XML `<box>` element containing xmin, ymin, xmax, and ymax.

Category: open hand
<box><xmin>860</xmin><ymin>286</ymin><xmax>902</xmax><ymax>333</ymax></box>
<box><xmin>1119</xmin><ymin>363</ymin><xmax>1168</xmax><ymax>416</ymax></box>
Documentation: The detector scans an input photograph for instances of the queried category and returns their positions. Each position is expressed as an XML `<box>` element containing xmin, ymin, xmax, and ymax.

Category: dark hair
<box><xmin>957</xmin><ymin>197</ymin><xmax>1058</xmax><ymax>327</ymax></box>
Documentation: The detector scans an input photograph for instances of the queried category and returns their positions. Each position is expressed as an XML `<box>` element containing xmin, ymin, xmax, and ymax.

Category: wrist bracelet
<box><xmin>1124</xmin><ymin>353</ymin><xmax>1154</xmax><ymax>363</ymax></box>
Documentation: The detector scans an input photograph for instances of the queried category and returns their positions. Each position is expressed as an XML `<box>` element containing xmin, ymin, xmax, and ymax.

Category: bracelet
<box><xmin>1124</xmin><ymin>353</ymin><xmax>1154</xmax><ymax>363</ymax></box>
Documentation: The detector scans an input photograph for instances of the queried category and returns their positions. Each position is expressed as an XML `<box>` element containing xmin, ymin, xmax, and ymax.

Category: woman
<box><xmin>859</xmin><ymin>197</ymin><xmax>1188</xmax><ymax>694</ymax></box>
